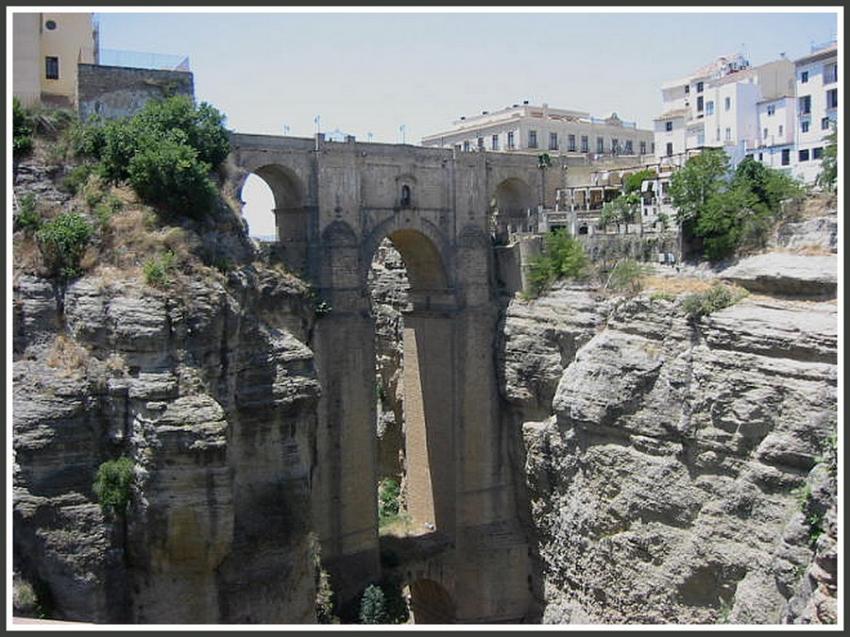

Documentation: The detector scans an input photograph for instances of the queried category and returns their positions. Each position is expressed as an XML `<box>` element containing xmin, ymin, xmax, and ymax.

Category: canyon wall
<box><xmin>13</xmin><ymin>208</ymin><xmax>322</xmax><ymax>622</ymax></box>
<box><xmin>500</xmin><ymin>284</ymin><xmax>837</xmax><ymax>624</ymax></box>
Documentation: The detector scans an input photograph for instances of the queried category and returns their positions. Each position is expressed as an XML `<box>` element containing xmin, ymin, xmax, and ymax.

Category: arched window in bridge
<box><xmin>400</xmin><ymin>184</ymin><xmax>412</xmax><ymax>208</ymax></box>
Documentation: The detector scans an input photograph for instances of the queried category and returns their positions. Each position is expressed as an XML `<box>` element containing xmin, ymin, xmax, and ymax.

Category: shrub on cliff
<box><xmin>527</xmin><ymin>229</ymin><xmax>588</xmax><ymax>297</ymax></box>
<box><xmin>70</xmin><ymin>95</ymin><xmax>230</xmax><ymax>218</ymax></box>
<box><xmin>93</xmin><ymin>457</ymin><xmax>135</xmax><ymax>515</ymax></box>
<box><xmin>606</xmin><ymin>258</ymin><xmax>651</xmax><ymax>295</ymax></box>
<box><xmin>378</xmin><ymin>478</ymin><xmax>401</xmax><ymax>525</ymax></box>
<box><xmin>13</xmin><ymin>97</ymin><xmax>34</xmax><ymax>156</ymax></box>
<box><xmin>681</xmin><ymin>283</ymin><xmax>747</xmax><ymax>321</ymax></box>
<box><xmin>36</xmin><ymin>212</ymin><xmax>93</xmax><ymax>279</ymax></box>
<box><xmin>817</xmin><ymin>126</ymin><xmax>837</xmax><ymax>192</ymax></box>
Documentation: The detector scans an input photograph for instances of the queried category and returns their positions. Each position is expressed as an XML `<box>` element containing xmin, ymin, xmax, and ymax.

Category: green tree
<box><xmin>378</xmin><ymin>478</ymin><xmax>401</xmax><ymax>525</ymax></box>
<box><xmin>817</xmin><ymin>126</ymin><xmax>837</xmax><ymax>191</ymax></box>
<box><xmin>623</xmin><ymin>168</ymin><xmax>656</xmax><ymax>194</ymax></box>
<box><xmin>669</xmin><ymin>149</ymin><xmax>729</xmax><ymax>223</ymax></box>
<box><xmin>359</xmin><ymin>585</ymin><xmax>388</xmax><ymax>624</ymax></box>
<box><xmin>600</xmin><ymin>191</ymin><xmax>640</xmax><ymax>227</ymax></box>
<box><xmin>92</xmin><ymin>457</ymin><xmax>135</xmax><ymax>515</ymax></box>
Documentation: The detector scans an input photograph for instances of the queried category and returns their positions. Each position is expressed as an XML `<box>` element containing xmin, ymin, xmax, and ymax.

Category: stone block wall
<box><xmin>77</xmin><ymin>63</ymin><xmax>194</xmax><ymax>121</ymax></box>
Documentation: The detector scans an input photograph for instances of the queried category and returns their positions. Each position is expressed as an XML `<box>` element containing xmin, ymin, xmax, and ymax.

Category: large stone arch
<box><xmin>361</xmin><ymin>217</ymin><xmax>454</xmax><ymax>299</ymax></box>
<box><xmin>229</xmin><ymin>153</ymin><xmax>313</xmax><ymax>273</ymax></box>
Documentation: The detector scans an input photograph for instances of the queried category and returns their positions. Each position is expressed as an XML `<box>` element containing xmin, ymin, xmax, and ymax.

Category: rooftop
<box><xmin>795</xmin><ymin>41</ymin><xmax>837</xmax><ymax>66</ymax></box>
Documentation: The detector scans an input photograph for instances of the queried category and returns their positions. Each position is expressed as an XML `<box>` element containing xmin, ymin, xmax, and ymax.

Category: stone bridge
<box><xmin>226</xmin><ymin>133</ymin><xmax>546</xmax><ymax>623</ymax></box>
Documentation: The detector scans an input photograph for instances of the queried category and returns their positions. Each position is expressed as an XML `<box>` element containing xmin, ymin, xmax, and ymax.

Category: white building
<box><xmin>654</xmin><ymin>54</ymin><xmax>795</xmax><ymax>169</ymax></box>
<box><xmin>422</xmin><ymin>101</ymin><xmax>654</xmax><ymax>159</ymax></box>
<box><xmin>792</xmin><ymin>42</ymin><xmax>838</xmax><ymax>183</ymax></box>
<box><xmin>753</xmin><ymin>95</ymin><xmax>796</xmax><ymax>171</ymax></box>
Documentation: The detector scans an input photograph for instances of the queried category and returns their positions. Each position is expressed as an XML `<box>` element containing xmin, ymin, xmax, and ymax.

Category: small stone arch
<box><xmin>407</xmin><ymin>578</ymin><xmax>456</xmax><ymax>624</ymax></box>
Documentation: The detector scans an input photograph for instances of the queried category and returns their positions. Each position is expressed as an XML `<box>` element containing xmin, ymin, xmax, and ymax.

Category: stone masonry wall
<box><xmin>77</xmin><ymin>64</ymin><xmax>194</xmax><ymax>121</ymax></box>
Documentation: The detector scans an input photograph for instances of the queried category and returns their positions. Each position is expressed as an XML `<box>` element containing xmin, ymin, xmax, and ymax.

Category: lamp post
<box><xmin>399</xmin><ymin>124</ymin><xmax>406</xmax><ymax>145</ymax></box>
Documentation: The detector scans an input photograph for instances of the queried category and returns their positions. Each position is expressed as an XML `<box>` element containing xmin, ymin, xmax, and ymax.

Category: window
<box><xmin>724</xmin><ymin>97</ymin><xmax>731</xmax><ymax>111</ymax></box>
<box><xmin>822</xmin><ymin>117</ymin><xmax>831</xmax><ymax>130</ymax></box>
<box><xmin>758</xmin><ymin>152</ymin><xmax>763</xmax><ymax>161</ymax></box>
<box><xmin>781</xmin><ymin>149</ymin><xmax>790</xmax><ymax>166</ymax></box>
<box><xmin>612</xmin><ymin>138</ymin><xmax>619</xmax><ymax>154</ymax></box>
<box><xmin>763</xmin><ymin>128</ymin><xmax>768</xmax><ymax>140</ymax></box>
<box><xmin>491</xmin><ymin>134</ymin><xmax>499</xmax><ymax>151</ymax></box>
<box><xmin>639</xmin><ymin>141</ymin><xmax>646</xmax><ymax>155</ymax></box>
<box><xmin>400</xmin><ymin>185</ymin><xmax>411</xmax><ymax>207</ymax></box>
<box><xmin>706</xmin><ymin>101</ymin><xmax>714</xmax><ymax>115</ymax></box>
<box><xmin>802</xmin><ymin>120</ymin><xmax>810</xmax><ymax>133</ymax></box>
<box><xmin>825</xmin><ymin>63</ymin><xmax>837</xmax><ymax>84</ymax></box>
<box><xmin>666</xmin><ymin>142</ymin><xmax>673</xmax><ymax>156</ymax></box>
<box><xmin>813</xmin><ymin>147</ymin><xmax>823</xmax><ymax>159</ymax></box>
<box><xmin>463</xmin><ymin>141</ymin><xmax>470</xmax><ymax>152</ymax></box>
<box><xmin>597</xmin><ymin>137</ymin><xmax>604</xmax><ymax>153</ymax></box>
<box><xmin>507</xmin><ymin>131</ymin><xmax>515</xmax><ymax>149</ymax></box>
<box><xmin>624</xmin><ymin>140</ymin><xmax>633</xmax><ymax>154</ymax></box>
<box><xmin>528</xmin><ymin>130</ymin><xmax>538</xmax><ymax>148</ymax></box>
<box><xmin>651</xmin><ymin>142</ymin><xmax>655</xmax><ymax>154</ymax></box>
<box><xmin>801</xmin><ymin>70</ymin><xmax>809</xmax><ymax>83</ymax></box>
<box><xmin>767</xmin><ymin>104</ymin><xmax>775</xmax><ymax>116</ymax></box>
<box><xmin>665</xmin><ymin>121</ymin><xmax>673</xmax><ymax>132</ymax></box>
<box><xmin>799</xmin><ymin>95</ymin><xmax>811</xmax><ymax>114</ymax></box>
<box><xmin>45</xmin><ymin>19</ymin><xmax>57</xmax><ymax>30</ymax></box>
<box><xmin>697</xmin><ymin>96</ymin><xmax>704</xmax><ymax>112</ymax></box>
<box><xmin>45</xmin><ymin>56</ymin><xmax>59</xmax><ymax>80</ymax></box>
<box><xmin>568</xmin><ymin>134</ymin><xmax>576</xmax><ymax>152</ymax></box>
<box><xmin>477</xmin><ymin>136</ymin><xmax>484</xmax><ymax>150</ymax></box>
<box><xmin>716</xmin><ymin>127</ymin><xmax>721</xmax><ymax>141</ymax></box>
<box><xmin>799</xmin><ymin>149</ymin><xmax>810</xmax><ymax>162</ymax></box>
<box><xmin>549</xmin><ymin>132</ymin><xmax>558</xmax><ymax>150</ymax></box>
<box><xmin>684</xmin><ymin>84</ymin><xmax>690</xmax><ymax>94</ymax></box>
<box><xmin>725</xmin><ymin>128</ymin><xmax>731</xmax><ymax>141</ymax></box>
<box><xmin>696</xmin><ymin>81</ymin><xmax>703</xmax><ymax>93</ymax></box>
<box><xmin>778</xmin><ymin>125</ymin><xmax>783</xmax><ymax>136</ymax></box>
<box><xmin>580</xmin><ymin>135</ymin><xmax>589</xmax><ymax>152</ymax></box>
<box><xmin>827</xmin><ymin>89</ymin><xmax>837</xmax><ymax>109</ymax></box>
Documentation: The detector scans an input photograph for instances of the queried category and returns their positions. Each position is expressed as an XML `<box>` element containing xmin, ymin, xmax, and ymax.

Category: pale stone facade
<box><xmin>422</xmin><ymin>102</ymin><xmax>655</xmax><ymax>159</ymax></box>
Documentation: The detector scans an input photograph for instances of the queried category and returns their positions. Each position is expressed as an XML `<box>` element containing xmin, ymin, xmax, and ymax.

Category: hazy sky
<box><xmin>94</xmin><ymin>9</ymin><xmax>839</xmax><ymax>236</ymax></box>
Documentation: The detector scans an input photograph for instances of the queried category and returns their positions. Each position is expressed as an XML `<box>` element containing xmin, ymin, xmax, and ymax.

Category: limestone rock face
<box><xmin>772</xmin><ymin>216</ymin><xmax>838</xmax><ymax>253</ymax></box>
<box><xmin>505</xmin><ymin>292</ymin><xmax>837</xmax><ymax>624</ymax></box>
<box><xmin>368</xmin><ymin>239</ymin><xmax>410</xmax><ymax>480</ymax></box>
<box><xmin>13</xmin><ymin>265</ymin><xmax>321</xmax><ymax>624</ymax></box>
<box><xmin>719</xmin><ymin>253</ymin><xmax>837</xmax><ymax>298</ymax></box>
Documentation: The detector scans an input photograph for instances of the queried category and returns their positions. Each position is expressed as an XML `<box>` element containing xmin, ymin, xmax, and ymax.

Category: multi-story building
<box><xmin>12</xmin><ymin>12</ymin><xmax>99</xmax><ymax>107</ymax></box>
<box><xmin>754</xmin><ymin>95</ymin><xmax>796</xmax><ymax>171</ymax></box>
<box><xmin>654</xmin><ymin>53</ymin><xmax>795</xmax><ymax>168</ymax></box>
<box><xmin>422</xmin><ymin>101</ymin><xmax>654</xmax><ymax>159</ymax></box>
<box><xmin>792</xmin><ymin>42</ymin><xmax>838</xmax><ymax>183</ymax></box>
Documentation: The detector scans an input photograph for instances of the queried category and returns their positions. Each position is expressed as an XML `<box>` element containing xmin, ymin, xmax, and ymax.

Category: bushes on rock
<box><xmin>527</xmin><ymin>229</ymin><xmax>588</xmax><ymax>297</ymax></box>
<box><xmin>817</xmin><ymin>127</ymin><xmax>837</xmax><ymax>192</ymax></box>
<box><xmin>93</xmin><ymin>457</ymin><xmax>134</xmax><ymax>515</ymax></box>
<box><xmin>69</xmin><ymin>95</ymin><xmax>229</xmax><ymax>218</ymax></box>
<box><xmin>680</xmin><ymin>283</ymin><xmax>747</xmax><ymax>320</ymax></box>
<box><xmin>606</xmin><ymin>258</ymin><xmax>651</xmax><ymax>294</ymax></box>
<box><xmin>15</xmin><ymin>194</ymin><xmax>42</xmax><ymax>233</ymax></box>
<box><xmin>143</xmin><ymin>250</ymin><xmax>177</xmax><ymax>288</ymax></box>
<box><xmin>13</xmin><ymin>97</ymin><xmax>34</xmax><ymax>156</ymax></box>
<box><xmin>36</xmin><ymin>212</ymin><xmax>93</xmax><ymax>279</ymax></box>
<box><xmin>358</xmin><ymin>581</ymin><xmax>409</xmax><ymax>624</ymax></box>
<box><xmin>378</xmin><ymin>478</ymin><xmax>402</xmax><ymax>526</ymax></box>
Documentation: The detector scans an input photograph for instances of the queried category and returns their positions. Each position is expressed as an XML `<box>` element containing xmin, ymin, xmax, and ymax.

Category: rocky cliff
<box><xmin>501</xmin><ymin>280</ymin><xmax>837</xmax><ymax>624</ymax></box>
<box><xmin>13</xmin><ymin>150</ymin><xmax>323</xmax><ymax>623</ymax></box>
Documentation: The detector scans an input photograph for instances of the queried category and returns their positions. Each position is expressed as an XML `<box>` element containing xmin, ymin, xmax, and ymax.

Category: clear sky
<box><xmin>94</xmin><ymin>9</ymin><xmax>838</xmax><ymax>236</ymax></box>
